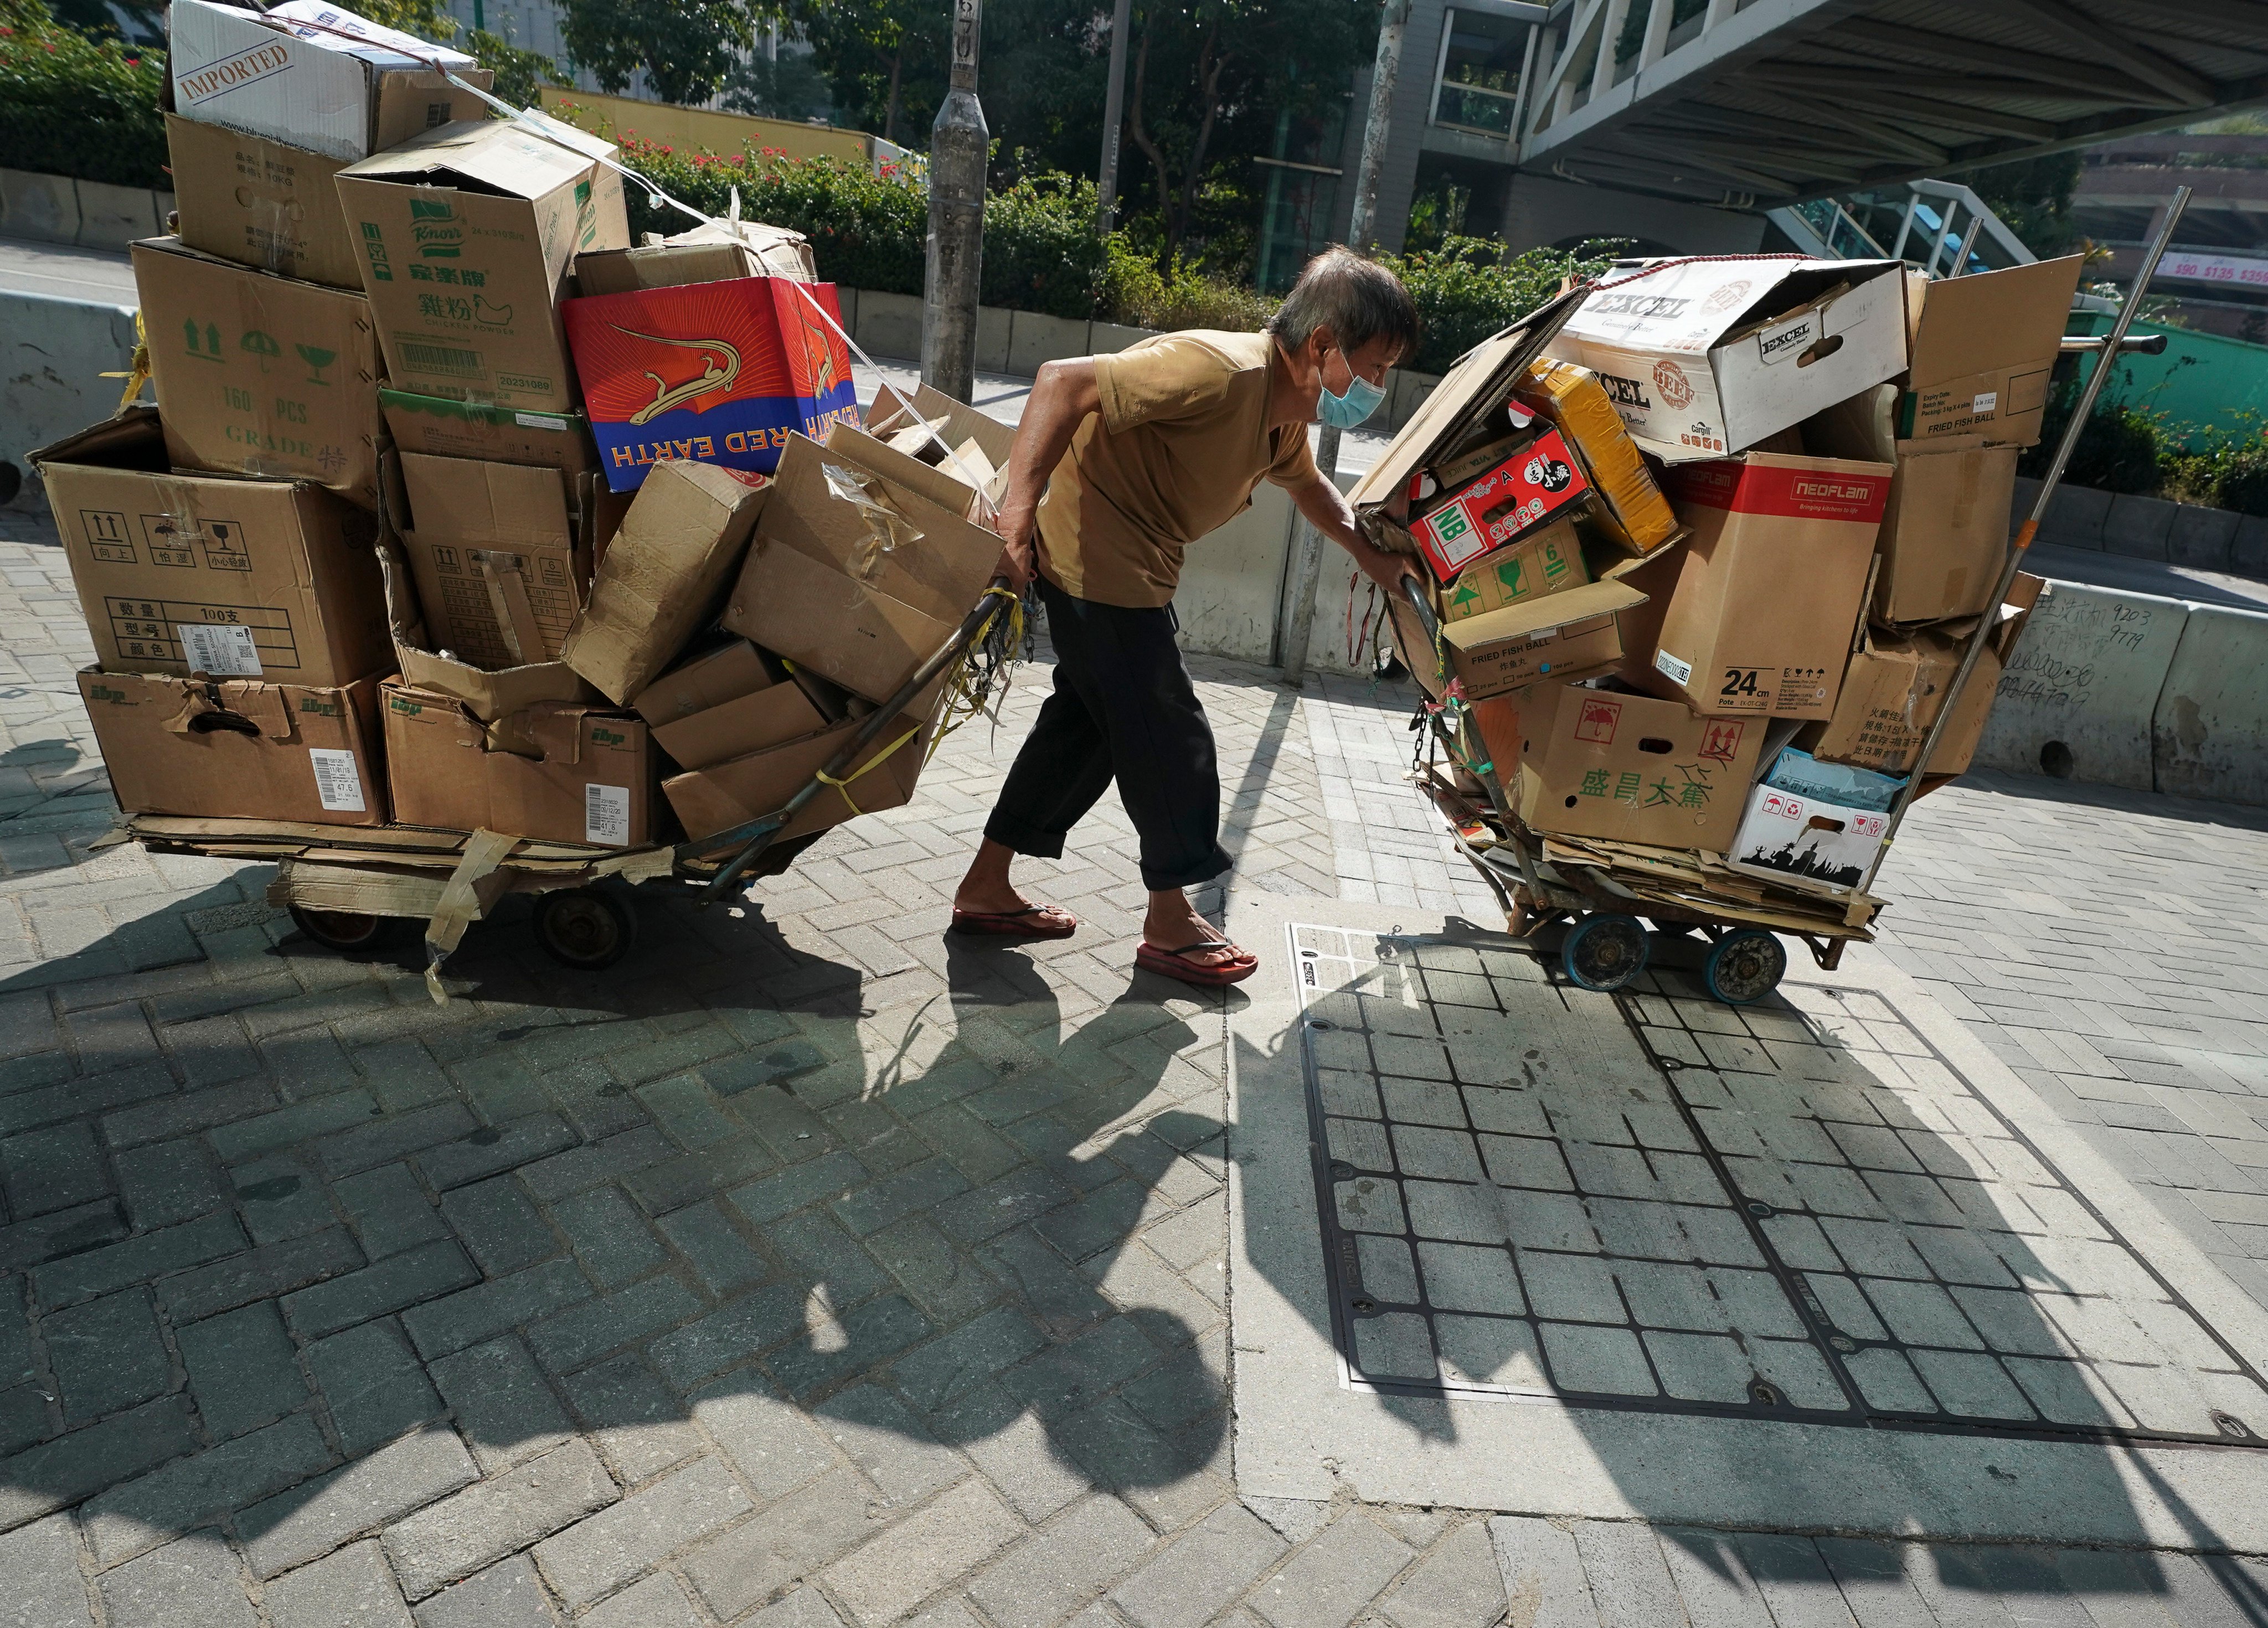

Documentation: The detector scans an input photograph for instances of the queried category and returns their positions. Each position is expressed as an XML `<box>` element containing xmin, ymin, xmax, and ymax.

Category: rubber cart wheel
<box><xmin>535</xmin><ymin>888</ymin><xmax>637</xmax><ymax>971</ymax></box>
<box><xmin>287</xmin><ymin>907</ymin><xmax>395</xmax><ymax>954</ymax></box>
<box><xmin>1561</xmin><ymin>912</ymin><xmax>1650</xmax><ymax>992</ymax></box>
<box><xmin>1705</xmin><ymin>929</ymin><xmax>1786</xmax><ymax>1005</ymax></box>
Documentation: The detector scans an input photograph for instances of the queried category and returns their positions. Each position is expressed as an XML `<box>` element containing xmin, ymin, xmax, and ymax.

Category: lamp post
<box><xmin>1096</xmin><ymin>0</ymin><xmax>1134</xmax><ymax>233</ymax></box>
<box><xmin>923</xmin><ymin>0</ymin><xmax>987</xmax><ymax>402</ymax></box>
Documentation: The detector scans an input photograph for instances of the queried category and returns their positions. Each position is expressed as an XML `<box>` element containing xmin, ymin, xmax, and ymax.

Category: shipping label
<box><xmin>102</xmin><ymin>599</ymin><xmax>300</xmax><ymax>671</ymax></box>
<box><xmin>177</xmin><ymin>622</ymin><xmax>265</xmax><ymax>677</ymax></box>
<box><xmin>308</xmin><ymin>747</ymin><xmax>366</xmax><ymax>812</ymax></box>
<box><xmin>585</xmin><ymin>782</ymin><xmax>631</xmax><ymax>846</ymax></box>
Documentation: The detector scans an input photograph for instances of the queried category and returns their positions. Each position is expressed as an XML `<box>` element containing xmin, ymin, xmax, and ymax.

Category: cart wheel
<box><xmin>287</xmin><ymin>906</ymin><xmax>396</xmax><ymax>954</ymax></box>
<box><xmin>1561</xmin><ymin>912</ymin><xmax>1650</xmax><ymax>992</ymax></box>
<box><xmin>1705</xmin><ymin>929</ymin><xmax>1786</xmax><ymax>1005</ymax></box>
<box><xmin>535</xmin><ymin>888</ymin><xmax>637</xmax><ymax>971</ymax></box>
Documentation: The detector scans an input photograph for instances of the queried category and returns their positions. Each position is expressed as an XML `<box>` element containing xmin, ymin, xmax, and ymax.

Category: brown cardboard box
<box><xmin>1896</xmin><ymin>255</ymin><xmax>2085</xmax><ymax>447</ymax></box>
<box><xmin>1438</xmin><ymin>519</ymin><xmax>1587</xmax><ymax>622</ymax></box>
<box><xmin>561</xmin><ymin>461</ymin><xmax>770</xmax><ymax>704</ymax></box>
<box><xmin>164</xmin><ymin>114</ymin><xmax>361</xmax><ymax>291</ymax></box>
<box><xmin>397</xmin><ymin>454</ymin><xmax>583</xmax><ymax>669</ymax></box>
<box><xmin>1511</xmin><ymin>684</ymin><xmax>1766</xmax><ymax>853</ymax></box>
<box><xmin>132</xmin><ymin>236</ymin><xmax>384</xmax><ymax>508</ymax></box>
<box><xmin>1801</xmin><ymin>573</ymin><xmax>2044</xmax><ymax>776</ymax></box>
<box><xmin>575</xmin><ymin>220</ymin><xmax>816</xmax><ymax>295</ymax></box>
<box><xmin>33</xmin><ymin>409</ymin><xmax>390</xmax><ymax>686</ymax></box>
<box><xmin>336</xmin><ymin>119</ymin><xmax>630</xmax><ymax>413</ymax></box>
<box><xmin>864</xmin><ymin>382</ymin><xmax>1018</xmax><ymax>474</ymax></box>
<box><xmin>723</xmin><ymin>432</ymin><xmax>1000</xmax><ymax>702</ymax></box>
<box><xmin>633</xmin><ymin>641</ymin><xmax>773</xmax><ymax>728</ymax></box>
<box><xmin>654</xmin><ymin>679</ymin><xmax>827</xmax><ymax>771</ymax></box>
<box><xmin>382</xmin><ymin>679</ymin><xmax>652</xmax><ymax>846</ymax></box>
<box><xmin>376</xmin><ymin>540</ymin><xmax>595</xmax><ymax>718</ymax></box>
<box><xmin>1872</xmin><ymin>438</ymin><xmax>2020</xmax><ymax>625</ymax></box>
<box><xmin>81</xmin><ymin>668</ymin><xmax>386</xmax><ymax>826</ymax></box>
<box><xmin>666</xmin><ymin>677</ymin><xmax>947</xmax><ymax>845</ymax></box>
<box><xmin>1432</xmin><ymin>578</ymin><xmax>1643</xmax><ymax>700</ymax></box>
<box><xmin>379</xmin><ymin>389</ymin><xmax>598</xmax><ymax>475</ymax></box>
<box><xmin>1633</xmin><ymin>452</ymin><xmax>1893</xmax><ymax>720</ymax></box>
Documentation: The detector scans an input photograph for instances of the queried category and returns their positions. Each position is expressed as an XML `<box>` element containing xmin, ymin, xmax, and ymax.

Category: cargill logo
<box><xmin>177</xmin><ymin>40</ymin><xmax>292</xmax><ymax>103</ymax></box>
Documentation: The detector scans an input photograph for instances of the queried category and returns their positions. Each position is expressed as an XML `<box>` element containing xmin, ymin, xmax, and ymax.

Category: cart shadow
<box><xmin>1233</xmin><ymin>923</ymin><xmax>2268</xmax><ymax>1611</ymax></box>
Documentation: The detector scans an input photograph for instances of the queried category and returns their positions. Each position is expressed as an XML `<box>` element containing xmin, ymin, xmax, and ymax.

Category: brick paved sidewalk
<box><xmin>5</xmin><ymin>513</ymin><xmax>2268</xmax><ymax>1626</ymax></box>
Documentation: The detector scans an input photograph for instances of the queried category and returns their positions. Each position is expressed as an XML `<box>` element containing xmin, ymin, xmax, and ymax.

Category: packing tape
<box><xmin>424</xmin><ymin>827</ymin><xmax>520</xmax><ymax>1003</ymax></box>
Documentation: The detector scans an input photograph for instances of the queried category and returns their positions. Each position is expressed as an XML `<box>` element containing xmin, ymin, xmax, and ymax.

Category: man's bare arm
<box><xmin>1286</xmin><ymin>469</ymin><xmax>1421</xmax><ymax>595</ymax></box>
<box><xmin>991</xmin><ymin>358</ymin><xmax>1101</xmax><ymax>589</ymax></box>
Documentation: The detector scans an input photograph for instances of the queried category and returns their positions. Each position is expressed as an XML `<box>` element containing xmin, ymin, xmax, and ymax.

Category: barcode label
<box><xmin>178</xmin><ymin>622</ymin><xmax>264</xmax><ymax>677</ymax></box>
<box><xmin>308</xmin><ymin>749</ymin><xmax>366</xmax><ymax>813</ymax></box>
<box><xmin>1971</xmin><ymin>390</ymin><xmax>1999</xmax><ymax>414</ymax></box>
<box><xmin>1654</xmin><ymin>647</ymin><xmax>1694</xmax><ymax>687</ymax></box>
<box><xmin>399</xmin><ymin>341</ymin><xmax>483</xmax><ymax>378</ymax></box>
<box><xmin>585</xmin><ymin>782</ymin><xmax>630</xmax><ymax>846</ymax></box>
<box><xmin>514</xmin><ymin>412</ymin><xmax>570</xmax><ymax>431</ymax></box>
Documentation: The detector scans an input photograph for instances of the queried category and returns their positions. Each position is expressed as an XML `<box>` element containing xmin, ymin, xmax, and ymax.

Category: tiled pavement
<box><xmin>8</xmin><ymin>505</ymin><xmax>2268</xmax><ymax>1626</ymax></box>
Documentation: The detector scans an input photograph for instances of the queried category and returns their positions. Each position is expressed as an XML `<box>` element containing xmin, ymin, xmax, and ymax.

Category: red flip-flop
<box><xmin>1135</xmin><ymin>935</ymin><xmax>1259</xmax><ymax>987</ymax></box>
<box><xmin>949</xmin><ymin>903</ymin><xmax>1078</xmax><ymax>940</ymax></box>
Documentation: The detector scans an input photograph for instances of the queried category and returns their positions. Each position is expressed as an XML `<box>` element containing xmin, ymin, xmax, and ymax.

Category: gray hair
<box><xmin>1265</xmin><ymin>246</ymin><xmax>1420</xmax><ymax>362</ymax></box>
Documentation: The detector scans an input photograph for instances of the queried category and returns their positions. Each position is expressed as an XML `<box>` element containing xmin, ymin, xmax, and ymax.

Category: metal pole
<box><xmin>1855</xmin><ymin>186</ymin><xmax>2190</xmax><ymax>903</ymax></box>
<box><xmin>922</xmin><ymin>0</ymin><xmax>987</xmax><ymax>403</ymax></box>
<box><xmin>1281</xmin><ymin>0</ymin><xmax>1409</xmax><ymax>682</ymax></box>
<box><xmin>1947</xmin><ymin>209</ymin><xmax>1984</xmax><ymax>278</ymax></box>
<box><xmin>1096</xmin><ymin>0</ymin><xmax>1133</xmax><ymax>234</ymax></box>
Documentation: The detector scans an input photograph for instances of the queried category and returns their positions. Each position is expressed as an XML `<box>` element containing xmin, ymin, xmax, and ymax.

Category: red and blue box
<box><xmin>563</xmin><ymin>277</ymin><xmax>858</xmax><ymax>492</ymax></box>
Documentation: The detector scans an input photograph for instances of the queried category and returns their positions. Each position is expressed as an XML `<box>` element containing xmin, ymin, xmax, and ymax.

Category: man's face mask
<box><xmin>1318</xmin><ymin>345</ymin><xmax>1386</xmax><ymax>429</ymax></box>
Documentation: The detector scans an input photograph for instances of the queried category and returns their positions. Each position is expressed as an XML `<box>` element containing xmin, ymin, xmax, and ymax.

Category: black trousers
<box><xmin>984</xmin><ymin>576</ymin><xmax>1233</xmax><ymax>892</ymax></box>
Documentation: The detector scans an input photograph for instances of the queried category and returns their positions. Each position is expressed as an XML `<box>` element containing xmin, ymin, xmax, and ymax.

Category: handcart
<box><xmin>117</xmin><ymin>579</ymin><xmax>1019</xmax><ymax>996</ymax></box>
<box><xmin>1375</xmin><ymin>192</ymin><xmax>2195</xmax><ymax>1006</ymax></box>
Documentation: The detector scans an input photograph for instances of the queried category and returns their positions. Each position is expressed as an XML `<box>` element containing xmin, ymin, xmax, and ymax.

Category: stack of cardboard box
<box><xmin>42</xmin><ymin>0</ymin><xmax>986</xmax><ymax>860</ymax></box>
<box><xmin>1377</xmin><ymin>253</ymin><xmax>2082</xmax><ymax>899</ymax></box>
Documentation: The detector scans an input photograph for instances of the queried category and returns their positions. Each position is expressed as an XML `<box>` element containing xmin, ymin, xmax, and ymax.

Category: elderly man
<box><xmin>950</xmin><ymin>246</ymin><xmax>1421</xmax><ymax>986</ymax></box>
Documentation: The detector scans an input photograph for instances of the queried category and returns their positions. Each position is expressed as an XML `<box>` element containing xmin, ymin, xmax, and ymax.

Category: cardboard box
<box><xmin>1897</xmin><ymin>255</ymin><xmax>2086</xmax><ymax>447</ymax></box>
<box><xmin>654</xmin><ymin>677</ymin><xmax>827</xmax><ymax>770</ymax></box>
<box><xmin>1725</xmin><ymin>751</ymin><xmax>1901</xmax><ymax>893</ymax></box>
<box><xmin>632</xmin><ymin>640</ymin><xmax>774</xmax><ymax>728</ymax></box>
<box><xmin>575</xmin><ymin>219</ymin><xmax>816</xmax><ymax>295</ymax></box>
<box><xmin>34</xmin><ymin>408</ymin><xmax>390</xmax><ymax>686</ymax></box>
<box><xmin>561</xmin><ymin>277</ymin><xmax>857</xmax><ymax>491</ymax></box>
<box><xmin>723</xmin><ymin>431</ymin><xmax>1001</xmax><ymax>702</ymax></box>
<box><xmin>1554</xmin><ymin>257</ymin><xmax>1909</xmax><ymax>462</ymax></box>
<box><xmin>1511</xmin><ymin>684</ymin><xmax>1765</xmax><ymax>853</ymax></box>
<box><xmin>864</xmin><ymin>381</ymin><xmax>1018</xmax><ymax>490</ymax></box>
<box><xmin>379</xmin><ymin>388</ymin><xmax>597</xmax><ymax>475</ymax></box>
<box><xmin>1512</xmin><ymin>359</ymin><xmax>1679</xmax><ymax>555</ymax></box>
<box><xmin>1439</xmin><ymin>519</ymin><xmax>1587</xmax><ymax>622</ymax></box>
<box><xmin>81</xmin><ymin>668</ymin><xmax>386</xmax><ymax>826</ymax></box>
<box><xmin>1432</xmin><ymin>578</ymin><xmax>1644</xmax><ymax>700</ymax></box>
<box><xmin>1411</xmin><ymin>427</ymin><xmax>1592</xmax><ymax>581</ymax></box>
<box><xmin>168</xmin><ymin>0</ymin><xmax>489</xmax><ymax>162</ymax></box>
<box><xmin>132</xmin><ymin>236</ymin><xmax>383</xmax><ymax>508</ymax></box>
<box><xmin>382</xmin><ymin>679</ymin><xmax>652</xmax><ymax>845</ymax></box>
<box><xmin>1801</xmin><ymin>574</ymin><xmax>2042</xmax><ymax>777</ymax></box>
<box><xmin>396</xmin><ymin>453</ymin><xmax>583</xmax><ymax>668</ymax></box>
<box><xmin>376</xmin><ymin>539</ymin><xmax>595</xmax><ymax>718</ymax></box>
<box><xmin>164</xmin><ymin>114</ymin><xmax>361</xmax><ymax>291</ymax></box>
<box><xmin>560</xmin><ymin>461</ymin><xmax>770</xmax><ymax>704</ymax></box>
<box><xmin>1873</xmin><ymin>438</ymin><xmax>2020</xmax><ymax>625</ymax></box>
<box><xmin>1634</xmin><ymin>452</ymin><xmax>1893</xmax><ymax>720</ymax></box>
<box><xmin>337</xmin><ymin>118</ymin><xmax>630</xmax><ymax>413</ymax></box>
<box><xmin>664</xmin><ymin>676</ymin><xmax>947</xmax><ymax>846</ymax></box>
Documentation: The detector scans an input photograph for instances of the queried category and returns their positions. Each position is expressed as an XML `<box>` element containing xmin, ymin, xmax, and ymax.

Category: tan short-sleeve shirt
<box><xmin>1033</xmin><ymin>331</ymin><xmax>1319</xmax><ymax>608</ymax></box>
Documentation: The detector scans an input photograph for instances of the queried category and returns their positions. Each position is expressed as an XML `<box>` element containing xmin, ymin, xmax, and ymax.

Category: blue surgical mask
<box><xmin>1318</xmin><ymin>351</ymin><xmax>1387</xmax><ymax>429</ymax></box>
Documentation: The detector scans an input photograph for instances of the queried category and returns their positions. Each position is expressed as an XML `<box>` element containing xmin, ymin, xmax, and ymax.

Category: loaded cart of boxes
<box><xmin>34</xmin><ymin>0</ymin><xmax>1006</xmax><ymax>931</ymax></box>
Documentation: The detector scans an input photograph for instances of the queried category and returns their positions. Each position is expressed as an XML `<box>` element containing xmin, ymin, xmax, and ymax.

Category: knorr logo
<box><xmin>410</xmin><ymin>198</ymin><xmax>463</xmax><ymax>259</ymax></box>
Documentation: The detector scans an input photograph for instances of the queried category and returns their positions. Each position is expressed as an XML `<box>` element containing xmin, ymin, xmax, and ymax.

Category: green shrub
<box><xmin>1375</xmin><ymin>236</ymin><xmax>1623</xmax><ymax>375</ymax></box>
<box><xmin>1101</xmin><ymin>239</ymin><xmax>1275</xmax><ymax>331</ymax></box>
<box><xmin>2162</xmin><ymin>414</ymin><xmax>2268</xmax><ymax>517</ymax></box>
<box><xmin>979</xmin><ymin>172</ymin><xmax>1108</xmax><ymax>321</ymax></box>
<box><xmin>2021</xmin><ymin>379</ymin><xmax>2167</xmax><ymax>496</ymax></box>
<box><xmin>0</xmin><ymin>0</ymin><xmax>166</xmax><ymax>189</ymax></box>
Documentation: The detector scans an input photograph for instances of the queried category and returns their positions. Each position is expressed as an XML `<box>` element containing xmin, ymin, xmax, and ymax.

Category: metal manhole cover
<box><xmin>1291</xmin><ymin>923</ymin><xmax>2268</xmax><ymax>1447</ymax></box>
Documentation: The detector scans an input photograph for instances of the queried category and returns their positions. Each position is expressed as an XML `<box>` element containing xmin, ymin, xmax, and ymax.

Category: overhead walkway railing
<box><xmin>1767</xmin><ymin>179</ymin><xmax>2037</xmax><ymax>275</ymax></box>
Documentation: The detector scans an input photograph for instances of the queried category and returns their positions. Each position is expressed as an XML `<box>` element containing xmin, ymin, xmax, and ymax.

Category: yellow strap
<box><xmin>100</xmin><ymin>311</ymin><xmax>151</xmax><ymax>413</ymax></box>
<box><xmin>815</xmin><ymin>720</ymin><xmax>925</xmax><ymax>816</ymax></box>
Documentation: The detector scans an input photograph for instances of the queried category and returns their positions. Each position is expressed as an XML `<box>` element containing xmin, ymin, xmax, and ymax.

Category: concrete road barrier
<box><xmin>1</xmin><ymin>291</ymin><xmax>141</xmax><ymax>508</ymax></box>
<box><xmin>2152</xmin><ymin>601</ymin><xmax>2268</xmax><ymax>805</ymax></box>
<box><xmin>1976</xmin><ymin>580</ymin><xmax>2191</xmax><ymax>791</ymax></box>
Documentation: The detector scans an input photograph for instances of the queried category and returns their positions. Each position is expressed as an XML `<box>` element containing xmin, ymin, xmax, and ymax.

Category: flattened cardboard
<box><xmin>164</xmin><ymin>114</ymin><xmax>360</xmax><ymax>290</ymax></box>
<box><xmin>1438</xmin><ymin>518</ymin><xmax>1586</xmax><ymax>622</ymax></box>
<box><xmin>1555</xmin><ymin>257</ymin><xmax>1909</xmax><ymax>462</ymax></box>
<box><xmin>394</xmin><ymin>456</ymin><xmax>583</xmax><ymax>668</ymax></box>
<box><xmin>1634</xmin><ymin>452</ymin><xmax>1893</xmax><ymax>720</ymax></box>
<box><xmin>865</xmin><ymin>382</ymin><xmax>1018</xmax><ymax>472</ymax></box>
<box><xmin>665</xmin><ymin>676</ymin><xmax>947</xmax><ymax>845</ymax></box>
<box><xmin>1873</xmin><ymin>438</ymin><xmax>2019</xmax><ymax>625</ymax></box>
<box><xmin>337</xmin><ymin>119</ymin><xmax>630</xmax><ymax>413</ymax></box>
<box><xmin>1898</xmin><ymin>256</ymin><xmax>2086</xmax><ymax>447</ymax></box>
<box><xmin>400</xmin><ymin>451</ymin><xmax>575</xmax><ymax>544</ymax></box>
<box><xmin>575</xmin><ymin>218</ymin><xmax>817</xmax><ymax>296</ymax></box>
<box><xmin>168</xmin><ymin>0</ymin><xmax>488</xmax><ymax>163</ymax></box>
<box><xmin>1438</xmin><ymin>577</ymin><xmax>1645</xmax><ymax>700</ymax></box>
<box><xmin>34</xmin><ymin>408</ymin><xmax>389</xmax><ymax>687</ymax></box>
<box><xmin>382</xmin><ymin>678</ymin><xmax>652</xmax><ymax>845</ymax></box>
<box><xmin>82</xmin><ymin>667</ymin><xmax>386</xmax><ymax>826</ymax></box>
<box><xmin>132</xmin><ymin>236</ymin><xmax>383</xmax><ymax>507</ymax></box>
<box><xmin>633</xmin><ymin>640</ymin><xmax>772</xmax><ymax>727</ymax></box>
<box><xmin>561</xmin><ymin>461</ymin><xmax>770</xmax><ymax>704</ymax></box>
<box><xmin>654</xmin><ymin>679</ymin><xmax>826</xmax><ymax>770</ymax></box>
<box><xmin>1511</xmin><ymin>683</ymin><xmax>1765</xmax><ymax>853</ymax></box>
<box><xmin>379</xmin><ymin>388</ymin><xmax>597</xmax><ymax>475</ymax></box>
<box><xmin>376</xmin><ymin>539</ymin><xmax>594</xmax><ymax>717</ymax></box>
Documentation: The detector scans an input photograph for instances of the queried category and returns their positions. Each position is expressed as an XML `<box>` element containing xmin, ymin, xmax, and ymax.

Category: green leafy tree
<box><xmin>560</xmin><ymin>0</ymin><xmax>779</xmax><ymax>107</ymax></box>
<box><xmin>0</xmin><ymin>0</ymin><xmax>167</xmax><ymax>187</ymax></box>
<box><xmin>353</xmin><ymin>0</ymin><xmax>565</xmax><ymax>107</ymax></box>
<box><xmin>1965</xmin><ymin>150</ymin><xmax>2083</xmax><ymax>259</ymax></box>
<box><xmin>793</xmin><ymin>0</ymin><xmax>946</xmax><ymax>146</ymax></box>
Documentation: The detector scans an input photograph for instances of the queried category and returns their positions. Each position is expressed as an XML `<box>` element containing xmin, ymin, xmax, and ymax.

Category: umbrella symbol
<box><xmin>296</xmin><ymin>344</ymin><xmax>337</xmax><ymax>385</ymax></box>
<box><xmin>240</xmin><ymin>330</ymin><xmax>281</xmax><ymax>373</ymax></box>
